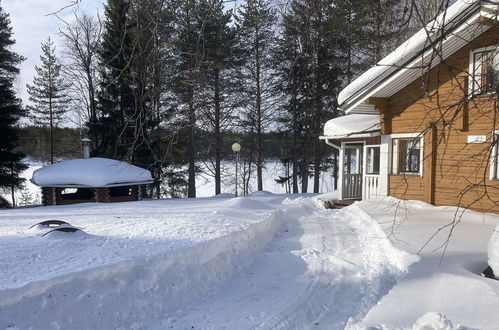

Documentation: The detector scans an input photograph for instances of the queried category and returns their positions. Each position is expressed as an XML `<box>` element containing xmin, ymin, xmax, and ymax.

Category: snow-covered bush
<box><xmin>488</xmin><ymin>225</ymin><xmax>499</xmax><ymax>277</ymax></box>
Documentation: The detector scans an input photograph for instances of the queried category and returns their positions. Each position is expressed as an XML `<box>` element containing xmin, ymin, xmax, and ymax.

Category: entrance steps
<box><xmin>324</xmin><ymin>199</ymin><xmax>360</xmax><ymax>210</ymax></box>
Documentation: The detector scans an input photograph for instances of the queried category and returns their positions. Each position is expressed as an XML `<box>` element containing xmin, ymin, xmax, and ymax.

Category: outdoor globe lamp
<box><xmin>232</xmin><ymin>143</ymin><xmax>241</xmax><ymax>153</ymax></box>
<box><xmin>232</xmin><ymin>143</ymin><xmax>241</xmax><ymax>196</ymax></box>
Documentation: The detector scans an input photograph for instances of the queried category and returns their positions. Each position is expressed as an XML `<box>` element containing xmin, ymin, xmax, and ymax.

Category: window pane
<box><xmin>344</xmin><ymin>148</ymin><xmax>359</xmax><ymax>174</ymax></box>
<box><xmin>367</xmin><ymin>147</ymin><xmax>380</xmax><ymax>175</ymax></box>
<box><xmin>473</xmin><ymin>49</ymin><xmax>499</xmax><ymax>95</ymax></box>
<box><xmin>400</xmin><ymin>139</ymin><xmax>420</xmax><ymax>173</ymax></box>
<box><xmin>391</xmin><ymin>139</ymin><xmax>398</xmax><ymax>174</ymax></box>
<box><xmin>486</xmin><ymin>50</ymin><xmax>498</xmax><ymax>94</ymax></box>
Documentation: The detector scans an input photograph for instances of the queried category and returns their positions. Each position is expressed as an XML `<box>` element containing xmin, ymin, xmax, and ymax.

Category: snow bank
<box><xmin>488</xmin><ymin>225</ymin><xmax>499</xmax><ymax>277</ymax></box>
<box><xmin>354</xmin><ymin>197</ymin><xmax>499</xmax><ymax>330</ymax></box>
<box><xmin>31</xmin><ymin>157</ymin><xmax>153</xmax><ymax>187</ymax></box>
<box><xmin>0</xmin><ymin>198</ymin><xmax>280</xmax><ymax>329</ymax></box>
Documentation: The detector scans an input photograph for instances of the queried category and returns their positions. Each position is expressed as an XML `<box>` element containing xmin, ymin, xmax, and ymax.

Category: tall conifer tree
<box><xmin>26</xmin><ymin>37</ymin><xmax>69</xmax><ymax>164</ymax></box>
<box><xmin>96</xmin><ymin>0</ymin><xmax>135</xmax><ymax>160</ymax></box>
<box><xmin>172</xmin><ymin>0</ymin><xmax>203</xmax><ymax>198</ymax></box>
<box><xmin>236</xmin><ymin>0</ymin><xmax>276</xmax><ymax>192</ymax></box>
<box><xmin>0</xmin><ymin>5</ymin><xmax>27</xmax><ymax>206</ymax></box>
<box><xmin>198</xmin><ymin>0</ymin><xmax>239</xmax><ymax>195</ymax></box>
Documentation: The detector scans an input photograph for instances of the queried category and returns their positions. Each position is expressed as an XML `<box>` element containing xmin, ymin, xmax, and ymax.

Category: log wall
<box><xmin>383</xmin><ymin>26</ymin><xmax>499</xmax><ymax>213</ymax></box>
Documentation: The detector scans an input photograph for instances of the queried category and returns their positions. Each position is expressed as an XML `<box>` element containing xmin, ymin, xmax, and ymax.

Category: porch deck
<box><xmin>324</xmin><ymin>199</ymin><xmax>361</xmax><ymax>210</ymax></box>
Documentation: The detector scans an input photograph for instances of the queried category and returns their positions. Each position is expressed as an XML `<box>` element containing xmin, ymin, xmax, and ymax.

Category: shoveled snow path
<box><xmin>158</xmin><ymin>199</ymin><xmax>416</xmax><ymax>329</ymax></box>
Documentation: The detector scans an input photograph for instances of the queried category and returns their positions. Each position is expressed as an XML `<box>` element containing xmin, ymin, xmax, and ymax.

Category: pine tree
<box><xmin>274</xmin><ymin>0</ymin><xmax>340</xmax><ymax>194</ymax></box>
<box><xmin>198</xmin><ymin>0</ymin><xmax>239</xmax><ymax>196</ymax></box>
<box><xmin>236</xmin><ymin>0</ymin><xmax>276</xmax><ymax>192</ymax></box>
<box><xmin>128</xmin><ymin>0</ymin><xmax>176</xmax><ymax>197</ymax></box>
<box><xmin>172</xmin><ymin>0</ymin><xmax>203</xmax><ymax>198</ymax></box>
<box><xmin>0</xmin><ymin>5</ymin><xmax>28</xmax><ymax>206</ymax></box>
<box><xmin>96</xmin><ymin>0</ymin><xmax>135</xmax><ymax>161</ymax></box>
<box><xmin>26</xmin><ymin>37</ymin><xmax>69</xmax><ymax>164</ymax></box>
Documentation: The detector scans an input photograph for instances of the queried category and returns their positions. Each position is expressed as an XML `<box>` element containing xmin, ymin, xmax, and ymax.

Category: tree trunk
<box><xmin>49</xmin><ymin>95</ymin><xmax>54</xmax><ymax>164</ymax></box>
<box><xmin>10</xmin><ymin>164</ymin><xmax>15</xmax><ymax>208</ymax></box>
<box><xmin>255</xmin><ymin>24</ymin><xmax>263</xmax><ymax>191</ymax></box>
<box><xmin>214</xmin><ymin>69</ymin><xmax>221</xmax><ymax>195</ymax></box>
<box><xmin>187</xmin><ymin>84</ymin><xmax>196</xmax><ymax>198</ymax></box>
<box><xmin>312</xmin><ymin>1</ymin><xmax>323</xmax><ymax>194</ymax></box>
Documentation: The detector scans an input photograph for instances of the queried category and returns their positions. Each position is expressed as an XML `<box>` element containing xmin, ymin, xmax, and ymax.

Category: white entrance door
<box><xmin>342</xmin><ymin>144</ymin><xmax>363</xmax><ymax>199</ymax></box>
<box><xmin>363</xmin><ymin>145</ymin><xmax>382</xmax><ymax>199</ymax></box>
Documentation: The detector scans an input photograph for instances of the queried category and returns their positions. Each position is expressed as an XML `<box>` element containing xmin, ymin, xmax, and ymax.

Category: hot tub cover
<box><xmin>32</xmin><ymin>157</ymin><xmax>154</xmax><ymax>188</ymax></box>
<box><xmin>323</xmin><ymin>114</ymin><xmax>381</xmax><ymax>139</ymax></box>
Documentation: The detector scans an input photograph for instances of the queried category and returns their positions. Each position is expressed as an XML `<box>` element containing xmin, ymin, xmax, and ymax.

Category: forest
<box><xmin>0</xmin><ymin>0</ymin><xmax>452</xmax><ymax>202</ymax></box>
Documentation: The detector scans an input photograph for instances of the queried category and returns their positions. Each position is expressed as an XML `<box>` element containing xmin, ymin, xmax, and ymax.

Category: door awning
<box><xmin>321</xmin><ymin>114</ymin><xmax>381</xmax><ymax>139</ymax></box>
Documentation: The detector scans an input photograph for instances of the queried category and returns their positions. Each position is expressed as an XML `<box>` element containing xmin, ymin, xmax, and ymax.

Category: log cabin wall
<box><xmin>384</xmin><ymin>26</ymin><xmax>499</xmax><ymax>213</ymax></box>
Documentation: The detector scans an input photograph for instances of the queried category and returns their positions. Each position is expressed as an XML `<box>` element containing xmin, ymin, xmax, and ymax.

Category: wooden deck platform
<box><xmin>323</xmin><ymin>199</ymin><xmax>360</xmax><ymax>210</ymax></box>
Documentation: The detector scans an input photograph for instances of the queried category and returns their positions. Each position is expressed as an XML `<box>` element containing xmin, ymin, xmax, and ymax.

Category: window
<box><xmin>344</xmin><ymin>146</ymin><xmax>363</xmax><ymax>174</ymax></box>
<box><xmin>493</xmin><ymin>131</ymin><xmax>499</xmax><ymax>180</ymax></box>
<box><xmin>470</xmin><ymin>47</ymin><xmax>498</xmax><ymax>96</ymax></box>
<box><xmin>366</xmin><ymin>146</ymin><xmax>380</xmax><ymax>175</ymax></box>
<box><xmin>60</xmin><ymin>188</ymin><xmax>94</xmax><ymax>200</ymax></box>
<box><xmin>109</xmin><ymin>186</ymin><xmax>132</xmax><ymax>198</ymax></box>
<box><xmin>391</xmin><ymin>137</ymin><xmax>422</xmax><ymax>175</ymax></box>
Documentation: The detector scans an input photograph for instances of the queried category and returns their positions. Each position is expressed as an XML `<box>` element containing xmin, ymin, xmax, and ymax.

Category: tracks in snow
<box><xmin>158</xmin><ymin>200</ymin><xmax>412</xmax><ymax>330</ymax></box>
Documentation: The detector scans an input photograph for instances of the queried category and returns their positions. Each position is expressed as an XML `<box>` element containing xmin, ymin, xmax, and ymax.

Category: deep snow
<box><xmin>1</xmin><ymin>194</ymin><xmax>498</xmax><ymax>329</ymax></box>
<box><xmin>351</xmin><ymin>197</ymin><xmax>499</xmax><ymax>330</ymax></box>
<box><xmin>0</xmin><ymin>193</ymin><xmax>418</xmax><ymax>329</ymax></box>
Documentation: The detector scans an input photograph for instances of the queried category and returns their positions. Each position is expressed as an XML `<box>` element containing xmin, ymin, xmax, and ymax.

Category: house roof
<box><xmin>321</xmin><ymin>114</ymin><xmax>381</xmax><ymax>139</ymax></box>
<box><xmin>31</xmin><ymin>157</ymin><xmax>154</xmax><ymax>188</ymax></box>
<box><xmin>339</xmin><ymin>0</ymin><xmax>499</xmax><ymax>114</ymax></box>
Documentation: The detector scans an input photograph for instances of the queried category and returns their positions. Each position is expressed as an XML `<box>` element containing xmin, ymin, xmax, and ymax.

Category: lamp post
<box><xmin>232</xmin><ymin>143</ymin><xmax>241</xmax><ymax>197</ymax></box>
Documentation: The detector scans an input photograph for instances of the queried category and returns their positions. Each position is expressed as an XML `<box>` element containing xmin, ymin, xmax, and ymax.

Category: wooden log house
<box><xmin>321</xmin><ymin>0</ymin><xmax>499</xmax><ymax>213</ymax></box>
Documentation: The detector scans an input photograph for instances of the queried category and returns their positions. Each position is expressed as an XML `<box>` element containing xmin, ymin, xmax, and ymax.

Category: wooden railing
<box><xmin>343</xmin><ymin>174</ymin><xmax>362</xmax><ymax>199</ymax></box>
<box><xmin>364</xmin><ymin>175</ymin><xmax>380</xmax><ymax>200</ymax></box>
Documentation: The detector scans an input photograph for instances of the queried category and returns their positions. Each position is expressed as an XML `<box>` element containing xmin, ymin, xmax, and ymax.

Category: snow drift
<box><xmin>488</xmin><ymin>225</ymin><xmax>499</xmax><ymax>277</ymax></box>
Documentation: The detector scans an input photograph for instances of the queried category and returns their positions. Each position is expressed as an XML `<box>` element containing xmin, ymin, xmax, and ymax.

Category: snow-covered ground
<box><xmin>0</xmin><ymin>192</ymin><xmax>418</xmax><ymax>330</ymax></box>
<box><xmin>1</xmin><ymin>193</ymin><xmax>498</xmax><ymax>329</ymax></box>
<box><xmin>351</xmin><ymin>197</ymin><xmax>499</xmax><ymax>330</ymax></box>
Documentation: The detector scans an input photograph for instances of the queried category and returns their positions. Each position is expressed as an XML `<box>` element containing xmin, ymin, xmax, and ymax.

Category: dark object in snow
<box><xmin>0</xmin><ymin>196</ymin><xmax>12</xmax><ymax>208</ymax></box>
<box><xmin>324</xmin><ymin>199</ymin><xmax>360</xmax><ymax>210</ymax></box>
<box><xmin>42</xmin><ymin>227</ymin><xmax>82</xmax><ymax>237</ymax></box>
<box><xmin>29</xmin><ymin>219</ymin><xmax>70</xmax><ymax>229</ymax></box>
<box><xmin>481</xmin><ymin>266</ymin><xmax>496</xmax><ymax>280</ymax></box>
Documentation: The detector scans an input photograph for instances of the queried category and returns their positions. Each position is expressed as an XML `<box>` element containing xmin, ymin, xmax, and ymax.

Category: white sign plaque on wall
<box><xmin>467</xmin><ymin>135</ymin><xmax>487</xmax><ymax>144</ymax></box>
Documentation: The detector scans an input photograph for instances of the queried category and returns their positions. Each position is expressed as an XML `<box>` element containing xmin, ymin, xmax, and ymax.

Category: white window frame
<box><xmin>469</xmin><ymin>45</ymin><xmax>499</xmax><ymax>97</ymax></box>
<box><xmin>389</xmin><ymin>133</ymin><xmax>424</xmax><ymax>177</ymax></box>
<box><xmin>491</xmin><ymin>130</ymin><xmax>499</xmax><ymax>180</ymax></box>
<box><xmin>365</xmin><ymin>145</ymin><xmax>381</xmax><ymax>175</ymax></box>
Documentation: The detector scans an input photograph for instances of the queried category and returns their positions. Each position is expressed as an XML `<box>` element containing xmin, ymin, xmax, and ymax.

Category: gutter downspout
<box><xmin>324</xmin><ymin>138</ymin><xmax>341</xmax><ymax>151</ymax></box>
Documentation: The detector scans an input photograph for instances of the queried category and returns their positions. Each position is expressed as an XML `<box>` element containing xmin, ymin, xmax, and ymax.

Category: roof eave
<box><xmin>32</xmin><ymin>180</ymin><xmax>155</xmax><ymax>188</ymax></box>
<box><xmin>320</xmin><ymin>130</ymin><xmax>382</xmax><ymax>140</ymax></box>
<box><xmin>340</xmin><ymin>1</ymin><xmax>485</xmax><ymax>114</ymax></box>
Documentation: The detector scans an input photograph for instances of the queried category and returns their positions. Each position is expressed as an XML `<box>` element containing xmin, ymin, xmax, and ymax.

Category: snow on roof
<box><xmin>338</xmin><ymin>0</ymin><xmax>497</xmax><ymax>112</ymax></box>
<box><xmin>322</xmin><ymin>114</ymin><xmax>380</xmax><ymax>139</ymax></box>
<box><xmin>31</xmin><ymin>157</ymin><xmax>154</xmax><ymax>187</ymax></box>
